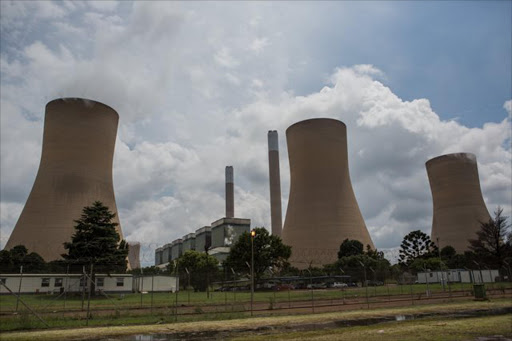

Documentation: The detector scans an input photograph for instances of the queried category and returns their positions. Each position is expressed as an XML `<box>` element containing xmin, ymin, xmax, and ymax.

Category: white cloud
<box><xmin>249</xmin><ymin>37</ymin><xmax>269</xmax><ymax>53</ymax></box>
<box><xmin>88</xmin><ymin>1</ymin><xmax>119</xmax><ymax>12</ymax></box>
<box><xmin>1</xmin><ymin>2</ymin><xmax>510</xmax><ymax>265</ymax></box>
<box><xmin>214</xmin><ymin>47</ymin><xmax>240</xmax><ymax>68</ymax></box>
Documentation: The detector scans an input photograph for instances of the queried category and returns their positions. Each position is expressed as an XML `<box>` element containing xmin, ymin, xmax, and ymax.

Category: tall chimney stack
<box><xmin>268</xmin><ymin>130</ymin><xmax>283</xmax><ymax>237</ymax></box>
<box><xmin>225</xmin><ymin>166</ymin><xmax>234</xmax><ymax>218</ymax></box>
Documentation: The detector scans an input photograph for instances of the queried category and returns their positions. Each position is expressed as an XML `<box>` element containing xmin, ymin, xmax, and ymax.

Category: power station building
<box><xmin>4</xmin><ymin>98</ymin><xmax>125</xmax><ymax>263</ymax></box>
<box><xmin>154</xmin><ymin>166</ymin><xmax>250</xmax><ymax>266</ymax></box>
<box><xmin>426</xmin><ymin>153</ymin><xmax>491</xmax><ymax>253</ymax></box>
<box><xmin>282</xmin><ymin>118</ymin><xmax>374</xmax><ymax>268</ymax></box>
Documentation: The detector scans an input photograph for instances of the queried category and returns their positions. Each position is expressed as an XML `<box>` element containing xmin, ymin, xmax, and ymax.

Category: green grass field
<box><xmin>1</xmin><ymin>281</ymin><xmax>510</xmax><ymax>313</ymax></box>
<box><xmin>1</xmin><ymin>299</ymin><xmax>511</xmax><ymax>341</ymax></box>
<box><xmin>0</xmin><ymin>282</ymin><xmax>510</xmax><ymax>332</ymax></box>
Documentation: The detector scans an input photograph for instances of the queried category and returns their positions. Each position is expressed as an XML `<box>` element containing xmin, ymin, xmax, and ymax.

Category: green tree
<box><xmin>62</xmin><ymin>201</ymin><xmax>128</xmax><ymax>293</ymax></box>
<box><xmin>409</xmin><ymin>257</ymin><xmax>443</xmax><ymax>273</ymax></box>
<box><xmin>0</xmin><ymin>245</ymin><xmax>46</xmax><ymax>273</ymax></box>
<box><xmin>128</xmin><ymin>266</ymin><xmax>163</xmax><ymax>276</ymax></box>
<box><xmin>469</xmin><ymin>206</ymin><xmax>511</xmax><ymax>268</ymax></box>
<box><xmin>398</xmin><ymin>230</ymin><xmax>438</xmax><ymax>266</ymax></box>
<box><xmin>337</xmin><ymin>239</ymin><xmax>364</xmax><ymax>258</ymax></box>
<box><xmin>224</xmin><ymin>227</ymin><xmax>291</xmax><ymax>282</ymax></box>
<box><xmin>178</xmin><ymin>250</ymin><xmax>218</xmax><ymax>291</ymax></box>
<box><xmin>440</xmin><ymin>245</ymin><xmax>456</xmax><ymax>259</ymax></box>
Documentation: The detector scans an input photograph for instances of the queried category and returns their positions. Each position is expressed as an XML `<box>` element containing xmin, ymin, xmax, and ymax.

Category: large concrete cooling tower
<box><xmin>4</xmin><ymin>98</ymin><xmax>124</xmax><ymax>262</ymax></box>
<box><xmin>268</xmin><ymin>130</ymin><xmax>282</xmax><ymax>237</ymax></box>
<box><xmin>282</xmin><ymin>118</ymin><xmax>374</xmax><ymax>268</ymax></box>
<box><xmin>426</xmin><ymin>153</ymin><xmax>491</xmax><ymax>253</ymax></box>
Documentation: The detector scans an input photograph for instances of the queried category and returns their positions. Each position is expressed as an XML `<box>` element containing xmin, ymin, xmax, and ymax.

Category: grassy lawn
<box><xmin>0</xmin><ymin>299</ymin><xmax>510</xmax><ymax>340</ymax></box>
<box><xmin>231</xmin><ymin>315</ymin><xmax>512</xmax><ymax>341</ymax></box>
<box><xmin>1</xmin><ymin>282</ymin><xmax>510</xmax><ymax>314</ymax></box>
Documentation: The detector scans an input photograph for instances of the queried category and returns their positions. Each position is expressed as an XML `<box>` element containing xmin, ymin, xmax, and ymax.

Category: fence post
<box><xmin>85</xmin><ymin>263</ymin><xmax>93</xmax><ymax>326</ymax></box>
<box><xmin>151</xmin><ymin>274</ymin><xmax>154</xmax><ymax>314</ymax></box>
<box><xmin>16</xmin><ymin>265</ymin><xmax>23</xmax><ymax>312</ymax></box>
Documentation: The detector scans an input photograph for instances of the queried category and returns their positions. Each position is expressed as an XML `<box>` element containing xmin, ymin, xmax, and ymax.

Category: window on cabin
<box><xmin>54</xmin><ymin>278</ymin><xmax>63</xmax><ymax>287</ymax></box>
<box><xmin>41</xmin><ymin>278</ymin><xmax>50</xmax><ymax>287</ymax></box>
<box><xmin>116</xmin><ymin>277</ymin><xmax>124</xmax><ymax>287</ymax></box>
<box><xmin>97</xmin><ymin>278</ymin><xmax>104</xmax><ymax>287</ymax></box>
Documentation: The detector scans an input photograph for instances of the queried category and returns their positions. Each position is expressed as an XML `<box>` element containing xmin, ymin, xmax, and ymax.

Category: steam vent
<box><xmin>4</xmin><ymin>98</ymin><xmax>124</xmax><ymax>262</ymax></box>
<box><xmin>426</xmin><ymin>153</ymin><xmax>491</xmax><ymax>253</ymax></box>
<box><xmin>282</xmin><ymin>118</ymin><xmax>374</xmax><ymax>268</ymax></box>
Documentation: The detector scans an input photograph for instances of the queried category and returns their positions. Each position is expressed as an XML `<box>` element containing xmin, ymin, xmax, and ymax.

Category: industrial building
<box><xmin>154</xmin><ymin>166</ymin><xmax>250</xmax><ymax>266</ymax></box>
<box><xmin>182</xmin><ymin>233</ymin><xmax>196</xmax><ymax>252</ymax></box>
<box><xmin>195</xmin><ymin>226</ymin><xmax>212</xmax><ymax>253</ymax></box>
<box><xmin>268</xmin><ymin>130</ymin><xmax>283</xmax><ymax>237</ymax></box>
<box><xmin>282</xmin><ymin>118</ymin><xmax>374</xmax><ymax>268</ymax></box>
<box><xmin>426</xmin><ymin>153</ymin><xmax>491</xmax><ymax>252</ymax></box>
<box><xmin>4</xmin><ymin>98</ymin><xmax>125</xmax><ymax>263</ymax></box>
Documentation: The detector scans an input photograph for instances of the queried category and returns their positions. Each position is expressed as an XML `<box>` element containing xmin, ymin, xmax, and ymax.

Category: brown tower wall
<box><xmin>426</xmin><ymin>152</ymin><xmax>491</xmax><ymax>253</ymax></box>
<box><xmin>225</xmin><ymin>166</ymin><xmax>234</xmax><ymax>218</ymax></box>
<box><xmin>282</xmin><ymin>118</ymin><xmax>374</xmax><ymax>268</ymax></box>
<box><xmin>268</xmin><ymin>130</ymin><xmax>283</xmax><ymax>237</ymax></box>
<box><xmin>5</xmin><ymin>98</ymin><xmax>124</xmax><ymax>262</ymax></box>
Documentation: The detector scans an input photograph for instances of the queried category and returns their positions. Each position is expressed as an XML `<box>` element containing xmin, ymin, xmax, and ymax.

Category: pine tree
<box><xmin>398</xmin><ymin>230</ymin><xmax>438</xmax><ymax>266</ymax></box>
<box><xmin>62</xmin><ymin>201</ymin><xmax>128</xmax><ymax>291</ymax></box>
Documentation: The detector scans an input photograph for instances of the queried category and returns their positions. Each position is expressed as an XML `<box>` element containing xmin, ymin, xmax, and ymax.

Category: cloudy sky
<box><xmin>1</xmin><ymin>1</ymin><xmax>511</xmax><ymax>265</ymax></box>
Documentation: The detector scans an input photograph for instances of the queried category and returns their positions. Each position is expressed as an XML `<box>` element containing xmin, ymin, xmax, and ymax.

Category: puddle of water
<box><xmin>100</xmin><ymin>307</ymin><xmax>512</xmax><ymax>341</ymax></box>
<box><xmin>395</xmin><ymin>315</ymin><xmax>415</xmax><ymax>321</ymax></box>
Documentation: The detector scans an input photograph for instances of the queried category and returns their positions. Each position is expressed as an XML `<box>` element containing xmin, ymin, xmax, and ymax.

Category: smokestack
<box><xmin>282</xmin><ymin>118</ymin><xmax>374</xmax><ymax>268</ymax></box>
<box><xmin>426</xmin><ymin>152</ymin><xmax>491</xmax><ymax>253</ymax></box>
<box><xmin>225</xmin><ymin>166</ymin><xmax>234</xmax><ymax>218</ymax></box>
<box><xmin>4</xmin><ymin>98</ymin><xmax>124</xmax><ymax>262</ymax></box>
<box><xmin>268</xmin><ymin>130</ymin><xmax>283</xmax><ymax>237</ymax></box>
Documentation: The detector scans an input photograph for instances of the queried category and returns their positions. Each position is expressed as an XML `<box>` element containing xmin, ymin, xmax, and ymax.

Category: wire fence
<box><xmin>1</xmin><ymin>266</ymin><xmax>511</xmax><ymax>332</ymax></box>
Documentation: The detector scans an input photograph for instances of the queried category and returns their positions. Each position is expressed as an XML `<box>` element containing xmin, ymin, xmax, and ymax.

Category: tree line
<box><xmin>1</xmin><ymin>202</ymin><xmax>511</xmax><ymax>291</ymax></box>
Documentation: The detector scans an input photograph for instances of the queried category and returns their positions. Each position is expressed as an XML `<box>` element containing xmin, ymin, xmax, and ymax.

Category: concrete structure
<box><xmin>282</xmin><ymin>118</ymin><xmax>374</xmax><ymax>268</ymax></box>
<box><xmin>161</xmin><ymin>244</ymin><xmax>172</xmax><ymax>264</ymax></box>
<box><xmin>170</xmin><ymin>239</ymin><xmax>183</xmax><ymax>260</ymax></box>
<box><xmin>155</xmin><ymin>247</ymin><xmax>163</xmax><ymax>266</ymax></box>
<box><xmin>195</xmin><ymin>226</ymin><xmax>212</xmax><ymax>253</ymax></box>
<box><xmin>128</xmin><ymin>242</ymin><xmax>141</xmax><ymax>269</ymax></box>
<box><xmin>182</xmin><ymin>233</ymin><xmax>196</xmax><ymax>252</ymax></box>
<box><xmin>426</xmin><ymin>153</ymin><xmax>491</xmax><ymax>253</ymax></box>
<box><xmin>268</xmin><ymin>130</ymin><xmax>283</xmax><ymax>237</ymax></box>
<box><xmin>417</xmin><ymin>269</ymin><xmax>500</xmax><ymax>284</ymax></box>
<box><xmin>225</xmin><ymin>166</ymin><xmax>234</xmax><ymax>218</ymax></box>
<box><xmin>210</xmin><ymin>217</ymin><xmax>250</xmax><ymax>262</ymax></box>
<box><xmin>211</xmin><ymin>218</ymin><xmax>251</xmax><ymax>248</ymax></box>
<box><xmin>4</xmin><ymin>98</ymin><xmax>124</xmax><ymax>262</ymax></box>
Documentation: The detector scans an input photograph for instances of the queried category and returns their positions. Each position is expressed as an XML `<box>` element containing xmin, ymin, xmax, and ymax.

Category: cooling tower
<box><xmin>268</xmin><ymin>130</ymin><xmax>283</xmax><ymax>237</ymax></box>
<box><xmin>426</xmin><ymin>153</ymin><xmax>491</xmax><ymax>253</ymax></box>
<box><xmin>225</xmin><ymin>166</ymin><xmax>234</xmax><ymax>218</ymax></box>
<box><xmin>282</xmin><ymin>118</ymin><xmax>374</xmax><ymax>268</ymax></box>
<box><xmin>4</xmin><ymin>98</ymin><xmax>124</xmax><ymax>262</ymax></box>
